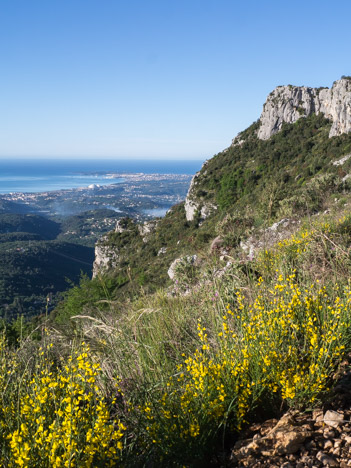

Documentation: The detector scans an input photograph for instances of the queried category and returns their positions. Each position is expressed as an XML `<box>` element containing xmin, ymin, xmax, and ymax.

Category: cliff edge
<box><xmin>258</xmin><ymin>77</ymin><xmax>351</xmax><ymax>140</ymax></box>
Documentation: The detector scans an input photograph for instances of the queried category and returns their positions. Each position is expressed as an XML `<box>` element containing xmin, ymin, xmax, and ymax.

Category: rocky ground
<box><xmin>229</xmin><ymin>367</ymin><xmax>351</xmax><ymax>467</ymax></box>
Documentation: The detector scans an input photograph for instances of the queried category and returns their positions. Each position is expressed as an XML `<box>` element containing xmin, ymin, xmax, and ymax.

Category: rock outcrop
<box><xmin>92</xmin><ymin>236</ymin><xmax>120</xmax><ymax>278</ymax></box>
<box><xmin>138</xmin><ymin>220</ymin><xmax>158</xmax><ymax>243</ymax></box>
<box><xmin>258</xmin><ymin>78</ymin><xmax>351</xmax><ymax>140</ymax></box>
<box><xmin>184</xmin><ymin>163</ymin><xmax>218</xmax><ymax>222</ymax></box>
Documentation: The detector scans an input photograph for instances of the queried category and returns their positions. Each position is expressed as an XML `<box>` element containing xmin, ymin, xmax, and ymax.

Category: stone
<box><xmin>332</xmin><ymin>447</ymin><xmax>341</xmax><ymax>456</ymax></box>
<box><xmin>273</xmin><ymin>430</ymin><xmax>310</xmax><ymax>455</ymax></box>
<box><xmin>93</xmin><ymin>235</ymin><xmax>120</xmax><ymax>277</ymax></box>
<box><xmin>324</xmin><ymin>410</ymin><xmax>344</xmax><ymax>428</ymax></box>
<box><xmin>323</xmin><ymin>427</ymin><xmax>336</xmax><ymax>438</ymax></box>
<box><xmin>324</xmin><ymin>440</ymin><xmax>333</xmax><ymax>450</ymax></box>
<box><xmin>167</xmin><ymin>254</ymin><xmax>198</xmax><ymax>280</ymax></box>
<box><xmin>183</xmin><ymin>162</ymin><xmax>217</xmax><ymax>222</ymax></box>
<box><xmin>138</xmin><ymin>220</ymin><xmax>158</xmax><ymax>242</ymax></box>
<box><xmin>157</xmin><ymin>247</ymin><xmax>167</xmax><ymax>256</ymax></box>
<box><xmin>313</xmin><ymin>409</ymin><xmax>324</xmax><ymax>422</ymax></box>
<box><xmin>257</xmin><ymin>78</ymin><xmax>351</xmax><ymax>140</ymax></box>
<box><xmin>316</xmin><ymin>451</ymin><xmax>339</xmax><ymax>467</ymax></box>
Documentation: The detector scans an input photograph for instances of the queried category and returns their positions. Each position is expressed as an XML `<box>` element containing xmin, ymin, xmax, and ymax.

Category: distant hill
<box><xmin>0</xmin><ymin>214</ymin><xmax>61</xmax><ymax>240</ymax></box>
<box><xmin>0</xmin><ymin>239</ymin><xmax>94</xmax><ymax>318</ymax></box>
<box><xmin>0</xmin><ymin>198</ymin><xmax>34</xmax><ymax>214</ymax></box>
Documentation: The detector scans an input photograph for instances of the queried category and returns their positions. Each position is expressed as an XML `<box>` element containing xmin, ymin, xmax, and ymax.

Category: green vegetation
<box><xmin>0</xmin><ymin>239</ymin><xmax>94</xmax><ymax>318</ymax></box>
<box><xmin>0</xmin><ymin>210</ymin><xmax>124</xmax><ymax>319</ymax></box>
<box><xmin>56</xmin><ymin>114</ymin><xmax>351</xmax><ymax>319</ymax></box>
<box><xmin>3</xmin><ymin>112</ymin><xmax>351</xmax><ymax>465</ymax></box>
<box><xmin>0</xmin><ymin>214</ymin><xmax>61</xmax><ymax>240</ymax></box>
<box><xmin>1</xmin><ymin>211</ymin><xmax>351</xmax><ymax>466</ymax></box>
<box><xmin>198</xmin><ymin>114</ymin><xmax>351</xmax><ymax>216</ymax></box>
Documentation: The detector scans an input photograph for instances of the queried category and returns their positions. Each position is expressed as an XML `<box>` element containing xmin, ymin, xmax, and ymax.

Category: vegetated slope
<box><xmin>0</xmin><ymin>240</ymin><xmax>94</xmax><ymax>318</ymax></box>
<box><xmin>0</xmin><ymin>198</ymin><xmax>34</xmax><ymax>214</ymax></box>
<box><xmin>3</xmin><ymin>85</ymin><xmax>351</xmax><ymax>465</ymax></box>
<box><xmin>15</xmin><ymin>206</ymin><xmax>351</xmax><ymax>467</ymax></box>
<box><xmin>0</xmin><ymin>213</ymin><xmax>94</xmax><ymax>320</ymax></box>
<box><xmin>0</xmin><ymin>212</ymin><xmax>124</xmax><ymax>319</ymax></box>
<box><xmin>57</xmin><ymin>209</ymin><xmax>122</xmax><ymax>246</ymax></box>
<box><xmin>61</xmin><ymin>114</ymin><xmax>351</xmax><ymax>316</ymax></box>
<box><xmin>0</xmin><ymin>214</ymin><xmax>61</xmax><ymax>239</ymax></box>
<box><xmin>192</xmin><ymin>114</ymin><xmax>351</xmax><ymax>216</ymax></box>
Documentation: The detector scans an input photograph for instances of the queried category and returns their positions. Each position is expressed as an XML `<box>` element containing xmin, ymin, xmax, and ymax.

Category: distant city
<box><xmin>1</xmin><ymin>172</ymin><xmax>193</xmax><ymax>219</ymax></box>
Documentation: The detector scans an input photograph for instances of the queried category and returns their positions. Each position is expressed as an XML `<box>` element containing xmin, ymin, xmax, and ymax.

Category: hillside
<box><xmin>1</xmin><ymin>77</ymin><xmax>351</xmax><ymax>466</ymax></box>
<box><xmin>65</xmin><ymin>112</ymin><xmax>351</xmax><ymax>312</ymax></box>
<box><xmin>0</xmin><ymin>212</ymin><xmax>114</xmax><ymax>319</ymax></box>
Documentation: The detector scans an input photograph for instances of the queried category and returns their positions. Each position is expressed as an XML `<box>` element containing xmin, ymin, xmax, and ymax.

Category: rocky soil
<box><xmin>228</xmin><ymin>367</ymin><xmax>351</xmax><ymax>467</ymax></box>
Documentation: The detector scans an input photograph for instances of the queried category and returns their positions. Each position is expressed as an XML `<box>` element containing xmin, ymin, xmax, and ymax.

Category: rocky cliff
<box><xmin>258</xmin><ymin>77</ymin><xmax>351</xmax><ymax>140</ymax></box>
<box><xmin>183</xmin><ymin>77</ymin><xmax>351</xmax><ymax>221</ymax></box>
<box><xmin>184</xmin><ymin>162</ymin><xmax>218</xmax><ymax>222</ymax></box>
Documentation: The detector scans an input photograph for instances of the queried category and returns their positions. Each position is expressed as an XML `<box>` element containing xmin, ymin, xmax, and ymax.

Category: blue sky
<box><xmin>0</xmin><ymin>0</ymin><xmax>350</xmax><ymax>160</ymax></box>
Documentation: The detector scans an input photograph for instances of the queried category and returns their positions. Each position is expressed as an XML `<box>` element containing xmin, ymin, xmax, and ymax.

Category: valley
<box><xmin>0</xmin><ymin>172</ymin><xmax>193</xmax><ymax>318</ymax></box>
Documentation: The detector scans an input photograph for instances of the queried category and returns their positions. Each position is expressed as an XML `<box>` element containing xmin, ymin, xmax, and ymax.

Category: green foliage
<box><xmin>0</xmin><ymin>214</ymin><xmax>60</xmax><ymax>240</ymax></box>
<box><xmin>44</xmin><ymin>211</ymin><xmax>351</xmax><ymax>466</ymax></box>
<box><xmin>0</xmin><ymin>240</ymin><xmax>94</xmax><ymax>319</ymax></box>
<box><xmin>198</xmin><ymin>114</ymin><xmax>351</xmax><ymax>219</ymax></box>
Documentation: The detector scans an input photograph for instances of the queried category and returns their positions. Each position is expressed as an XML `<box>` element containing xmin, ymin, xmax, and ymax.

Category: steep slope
<box><xmin>0</xmin><ymin>214</ymin><xmax>61</xmax><ymax>240</ymax></box>
<box><xmin>23</xmin><ymin>77</ymin><xmax>351</xmax><ymax>467</ymax></box>
<box><xmin>91</xmin><ymin>114</ymin><xmax>351</xmax><ymax>297</ymax></box>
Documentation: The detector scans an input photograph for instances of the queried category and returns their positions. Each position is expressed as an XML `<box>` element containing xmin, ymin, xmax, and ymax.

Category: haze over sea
<box><xmin>0</xmin><ymin>159</ymin><xmax>202</xmax><ymax>194</ymax></box>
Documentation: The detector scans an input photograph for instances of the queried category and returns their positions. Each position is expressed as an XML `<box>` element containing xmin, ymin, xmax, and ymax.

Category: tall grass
<box><xmin>1</xmin><ymin>212</ymin><xmax>351</xmax><ymax>466</ymax></box>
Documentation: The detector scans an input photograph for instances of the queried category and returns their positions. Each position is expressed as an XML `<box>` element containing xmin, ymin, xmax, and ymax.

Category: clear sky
<box><xmin>1</xmin><ymin>0</ymin><xmax>350</xmax><ymax>161</ymax></box>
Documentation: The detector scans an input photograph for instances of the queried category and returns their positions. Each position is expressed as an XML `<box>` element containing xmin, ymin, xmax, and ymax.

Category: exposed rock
<box><xmin>229</xmin><ymin>397</ymin><xmax>351</xmax><ymax>467</ymax></box>
<box><xmin>167</xmin><ymin>258</ymin><xmax>182</xmax><ymax>281</ymax></box>
<box><xmin>240</xmin><ymin>218</ymin><xmax>299</xmax><ymax>260</ymax></box>
<box><xmin>93</xmin><ymin>236</ymin><xmax>120</xmax><ymax>278</ymax></box>
<box><xmin>258</xmin><ymin>78</ymin><xmax>351</xmax><ymax>140</ymax></box>
<box><xmin>184</xmin><ymin>161</ymin><xmax>217</xmax><ymax>222</ymax></box>
<box><xmin>167</xmin><ymin>254</ymin><xmax>197</xmax><ymax>280</ymax></box>
<box><xmin>115</xmin><ymin>218</ymin><xmax>133</xmax><ymax>233</ymax></box>
<box><xmin>184</xmin><ymin>172</ymin><xmax>201</xmax><ymax>222</ymax></box>
<box><xmin>157</xmin><ymin>247</ymin><xmax>167</xmax><ymax>256</ymax></box>
<box><xmin>323</xmin><ymin>410</ymin><xmax>345</xmax><ymax>428</ymax></box>
<box><xmin>333</xmin><ymin>153</ymin><xmax>351</xmax><ymax>166</ymax></box>
<box><xmin>316</xmin><ymin>451</ymin><xmax>339</xmax><ymax>467</ymax></box>
<box><xmin>138</xmin><ymin>220</ymin><xmax>158</xmax><ymax>243</ymax></box>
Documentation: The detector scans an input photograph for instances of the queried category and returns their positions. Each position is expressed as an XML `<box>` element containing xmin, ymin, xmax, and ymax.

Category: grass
<box><xmin>1</xmin><ymin>210</ymin><xmax>351</xmax><ymax>466</ymax></box>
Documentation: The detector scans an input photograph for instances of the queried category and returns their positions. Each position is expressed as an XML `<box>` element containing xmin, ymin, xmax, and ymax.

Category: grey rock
<box><xmin>167</xmin><ymin>254</ymin><xmax>197</xmax><ymax>280</ymax></box>
<box><xmin>184</xmin><ymin>162</ymin><xmax>217</xmax><ymax>222</ymax></box>
<box><xmin>93</xmin><ymin>235</ymin><xmax>120</xmax><ymax>277</ymax></box>
<box><xmin>257</xmin><ymin>78</ymin><xmax>351</xmax><ymax>140</ymax></box>
<box><xmin>324</xmin><ymin>410</ymin><xmax>344</xmax><ymax>428</ymax></box>
<box><xmin>138</xmin><ymin>220</ymin><xmax>158</xmax><ymax>243</ymax></box>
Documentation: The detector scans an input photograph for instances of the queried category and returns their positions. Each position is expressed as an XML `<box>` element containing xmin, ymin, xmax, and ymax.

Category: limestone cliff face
<box><xmin>258</xmin><ymin>78</ymin><xmax>351</xmax><ymax>140</ymax></box>
<box><xmin>184</xmin><ymin>163</ymin><xmax>218</xmax><ymax>222</ymax></box>
<box><xmin>92</xmin><ymin>236</ymin><xmax>120</xmax><ymax>278</ymax></box>
<box><xmin>92</xmin><ymin>219</ymin><xmax>157</xmax><ymax>277</ymax></box>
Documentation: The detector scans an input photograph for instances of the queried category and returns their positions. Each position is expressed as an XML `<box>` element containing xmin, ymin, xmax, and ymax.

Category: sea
<box><xmin>0</xmin><ymin>159</ymin><xmax>203</xmax><ymax>195</ymax></box>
